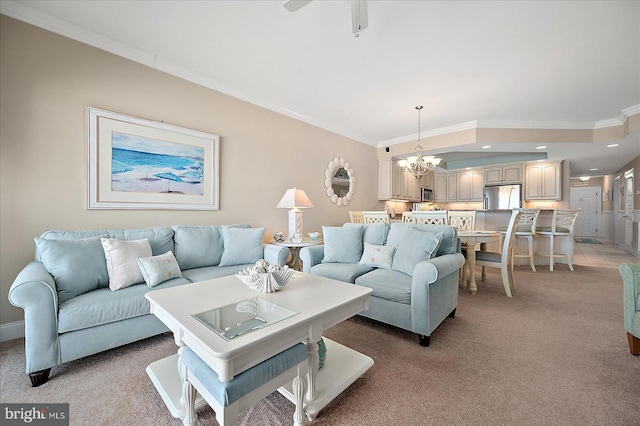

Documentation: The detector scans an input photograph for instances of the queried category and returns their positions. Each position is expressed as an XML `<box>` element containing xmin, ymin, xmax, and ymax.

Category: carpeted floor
<box><xmin>1</xmin><ymin>240</ymin><xmax>639</xmax><ymax>425</ymax></box>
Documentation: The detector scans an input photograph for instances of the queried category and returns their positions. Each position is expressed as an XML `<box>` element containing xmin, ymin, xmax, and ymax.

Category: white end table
<box><xmin>270</xmin><ymin>239</ymin><xmax>321</xmax><ymax>271</ymax></box>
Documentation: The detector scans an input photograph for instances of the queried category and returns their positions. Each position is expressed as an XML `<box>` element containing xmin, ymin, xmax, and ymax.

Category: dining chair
<box><xmin>413</xmin><ymin>210</ymin><xmax>448</xmax><ymax>225</ymax></box>
<box><xmin>448</xmin><ymin>211</ymin><xmax>476</xmax><ymax>231</ymax></box>
<box><xmin>402</xmin><ymin>211</ymin><xmax>414</xmax><ymax>223</ymax></box>
<box><xmin>536</xmin><ymin>209</ymin><xmax>580</xmax><ymax>271</ymax></box>
<box><xmin>448</xmin><ymin>211</ymin><xmax>476</xmax><ymax>285</ymax></box>
<box><xmin>499</xmin><ymin>208</ymin><xmax>541</xmax><ymax>272</ymax></box>
<box><xmin>362</xmin><ymin>210</ymin><xmax>390</xmax><ymax>224</ymax></box>
<box><xmin>349</xmin><ymin>210</ymin><xmax>365</xmax><ymax>224</ymax></box>
<box><xmin>475</xmin><ymin>209</ymin><xmax>522</xmax><ymax>297</ymax></box>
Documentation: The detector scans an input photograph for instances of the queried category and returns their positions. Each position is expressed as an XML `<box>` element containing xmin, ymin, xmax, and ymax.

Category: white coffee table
<box><xmin>145</xmin><ymin>273</ymin><xmax>373</xmax><ymax>423</ymax></box>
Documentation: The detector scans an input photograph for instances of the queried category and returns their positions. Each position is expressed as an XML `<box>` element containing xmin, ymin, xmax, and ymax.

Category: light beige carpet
<box><xmin>1</xmin><ymin>240</ymin><xmax>639</xmax><ymax>425</ymax></box>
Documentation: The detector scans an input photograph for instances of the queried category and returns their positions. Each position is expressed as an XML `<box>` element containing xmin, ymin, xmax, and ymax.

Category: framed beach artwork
<box><xmin>88</xmin><ymin>107</ymin><xmax>219</xmax><ymax>210</ymax></box>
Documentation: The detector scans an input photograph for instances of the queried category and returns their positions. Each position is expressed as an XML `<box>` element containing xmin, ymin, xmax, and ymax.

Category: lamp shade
<box><xmin>276</xmin><ymin>188</ymin><xmax>314</xmax><ymax>209</ymax></box>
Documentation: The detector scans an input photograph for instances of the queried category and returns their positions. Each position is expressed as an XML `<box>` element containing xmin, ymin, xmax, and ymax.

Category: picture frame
<box><xmin>88</xmin><ymin>107</ymin><xmax>219</xmax><ymax>210</ymax></box>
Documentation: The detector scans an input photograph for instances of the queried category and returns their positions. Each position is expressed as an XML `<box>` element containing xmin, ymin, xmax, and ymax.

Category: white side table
<box><xmin>270</xmin><ymin>239</ymin><xmax>321</xmax><ymax>271</ymax></box>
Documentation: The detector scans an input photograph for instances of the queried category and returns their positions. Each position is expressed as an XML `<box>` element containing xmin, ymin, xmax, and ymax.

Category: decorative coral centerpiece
<box><xmin>235</xmin><ymin>259</ymin><xmax>295</xmax><ymax>293</ymax></box>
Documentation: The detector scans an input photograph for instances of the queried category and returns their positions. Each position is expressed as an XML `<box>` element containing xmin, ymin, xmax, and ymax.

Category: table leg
<box><xmin>305</xmin><ymin>339</ymin><xmax>319</xmax><ymax>401</ymax></box>
<box><xmin>467</xmin><ymin>247</ymin><xmax>478</xmax><ymax>295</ymax></box>
<box><xmin>292</xmin><ymin>367</ymin><xmax>307</xmax><ymax>426</ymax></box>
<box><xmin>178</xmin><ymin>348</ymin><xmax>197</xmax><ymax>426</ymax></box>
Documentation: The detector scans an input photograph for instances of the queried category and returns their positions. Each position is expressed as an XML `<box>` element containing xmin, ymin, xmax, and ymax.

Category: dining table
<box><xmin>457</xmin><ymin>230</ymin><xmax>501</xmax><ymax>295</ymax></box>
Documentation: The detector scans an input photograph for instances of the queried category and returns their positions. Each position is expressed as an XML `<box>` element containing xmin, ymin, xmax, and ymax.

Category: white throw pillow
<box><xmin>101</xmin><ymin>238</ymin><xmax>152</xmax><ymax>291</ymax></box>
<box><xmin>359</xmin><ymin>242</ymin><xmax>396</xmax><ymax>269</ymax></box>
<box><xmin>137</xmin><ymin>251</ymin><xmax>183</xmax><ymax>288</ymax></box>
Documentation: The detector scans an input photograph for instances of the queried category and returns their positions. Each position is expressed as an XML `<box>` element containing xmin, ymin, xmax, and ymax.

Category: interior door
<box><xmin>569</xmin><ymin>186</ymin><xmax>600</xmax><ymax>237</ymax></box>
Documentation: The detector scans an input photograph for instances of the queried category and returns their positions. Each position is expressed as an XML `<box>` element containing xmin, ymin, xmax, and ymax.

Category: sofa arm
<box><xmin>263</xmin><ymin>244</ymin><xmax>290</xmax><ymax>267</ymax></box>
<box><xmin>413</xmin><ymin>253</ymin><xmax>466</xmax><ymax>285</ymax></box>
<box><xmin>619</xmin><ymin>263</ymin><xmax>640</xmax><ymax>334</ymax></box>
<box><xmin>8</xmin><ymin>261</ymin><xmax>61</xmax><ymax>374</ymax></box>
<box><xmin>300</xmin><ymin>245</ymin><xmax>325</xmax><ymax>274</ymax></box>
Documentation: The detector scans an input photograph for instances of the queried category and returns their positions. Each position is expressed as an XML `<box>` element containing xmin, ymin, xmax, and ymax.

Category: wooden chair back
<box><xmin>448</xmin><ymin>211</ymin><xmax>476</xmax><ymax>231</ymax></box>
<box><xmin>349</xmin><ymin>211</ymin><xmax>365</xmax><ymax>224</ymax></box>
<box><xmin>362</xmin><ymin>211</ymin><xmax>390</xmax><ymax>224</ymax></box>
<box><xmin>413</xmin><ymin>210</ymin><xmax>448</xmax><ymax>225</ymax></box>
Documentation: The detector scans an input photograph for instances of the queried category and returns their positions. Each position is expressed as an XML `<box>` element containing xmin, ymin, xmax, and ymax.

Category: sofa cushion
<box><xmin>343</xmin><ymin>222</ymin><xmax>389</xmax><ymax>245</ymax></box>
<box><xmin>181</xmin><ymin>343</ymin><xmax>307</xmax><ymax>407</ymax></box>
<box><xmin>219</xmin><ymin>226</ymin><xmax>265</xmax><ymax>266</ymax></box>
<box><xmin>137</xmin><ymin>251</ymin><xmax>183</xmax><ymax>287</ymax></box>
<box><xmin>181</xmin><ymin>264</ymin><xmax>254</xmax><ymax>282</ymax></box>
<box><xmin>355</xmin><ymin>269</ymin><xmax>413</xmax><ymax>304</ymax></box>
<box><xmin>387</xmin><ymin>223</ymin><xmax>458</xmax><ymax>256</ymax></box>
<box><xmin>123</xmin><ymin>227</ymin><xmax>174</xmax><ymax>256</ymax></box>
<box><xmin>359</xmin><ymin>242</ymin><xmax>396</xmax><ymax>269</ymax></box>
<box><xmin>172</xmin><ymin>225</ymin><xmax>251</xmax><ymax>270</ymax></box>
<box><xmin>35</xmin><ymin>237</ymin><xmax>109</xmax><ymax>303</ymax></box>
<box><xmin>321</xmin><ymin>226</ymin><xmax>363</xmax><ymax>264</ymax></box>
<box><xmin>57</xmin><ymin>276</ymin><xmax>190</xmax><ymax>333</ymax></box>
<box><xmin>310</xmin><ymin>263</ymin><xmax>374</xmax><ymax>283</ymax></box>
<box><xmin>390</xmin><ymin>228</ymin><xmax>443</xmax><ymax>276</ymax></box>
<box><xmin>172</xmin><ymin>225</ymin><xmax>226</xmax><ymax>270</ymax></box>
<box><xmin>101</xmin><ymin>238</ymin><xmax>152</xmax><ymax>291</ymax></box>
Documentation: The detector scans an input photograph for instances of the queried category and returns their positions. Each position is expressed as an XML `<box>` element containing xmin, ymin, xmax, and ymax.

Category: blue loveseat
<box><xmin>9</xmin><ymin>225</ymin><xmax>289</xmax><ymax>386</ymax></box>
<box><xmin>300</xmin><ymin>222</ymin><xmax>465</xmax><ymax>346</ymax></box>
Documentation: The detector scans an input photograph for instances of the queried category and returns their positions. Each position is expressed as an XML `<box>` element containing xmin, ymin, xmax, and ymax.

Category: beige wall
<box><xmin>0</xmin><ymin>16</ymin><xmax>379</xmax><ymax>326</ymax></box>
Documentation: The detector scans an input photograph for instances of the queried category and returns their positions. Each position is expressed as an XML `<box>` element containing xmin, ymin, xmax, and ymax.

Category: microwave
<box><xmin>421</xmin><ymin>187</ymin><xmax>433</xmax><ymax>202</ymax></box>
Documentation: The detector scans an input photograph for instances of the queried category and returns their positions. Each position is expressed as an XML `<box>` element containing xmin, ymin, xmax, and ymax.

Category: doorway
<box><xmin>623</xmin><ymin>170</ymin><xmax>635</xmax><ymax>247</ymax></box>
<box><xmin>570</xmin><ymin>186</ymin><xmax>600</xmax><ymax>237</ymax></box>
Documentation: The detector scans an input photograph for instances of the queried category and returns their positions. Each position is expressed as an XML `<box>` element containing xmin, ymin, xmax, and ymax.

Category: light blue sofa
<box><xmin>300</xmin><ymin>222</ymin><xmax>465</xmax><ymax>347</ymax></box>
<box><xmin>9</xmin><ymin>225</ymin><xmax>289</xmax><ymax>386</ymax></box>
<box><xmin>619</xmin><ymin>263</ymin><xmax>640</xmax><ymax>356</ymax></box>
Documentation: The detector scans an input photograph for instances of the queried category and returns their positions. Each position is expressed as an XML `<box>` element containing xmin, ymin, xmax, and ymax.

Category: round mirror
<box><xmin>324</xmin><ymin>157</ymin><xmax>356</xmax><ymax>207</ymax></box>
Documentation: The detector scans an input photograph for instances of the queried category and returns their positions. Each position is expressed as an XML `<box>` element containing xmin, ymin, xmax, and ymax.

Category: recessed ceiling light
<box><xmin>482</xmin><ymin>145</ymin><xmax>491</xmax><ymax>149</ymax></box>
<box><xmin>536</xmin><ymin>146</ymin><xmax>547</xmax><ymax>149</ymax></box>
<box><xmin>590</xmin><ymin>168</ymin><xmax>598</xmax><ymax>171</ymax></box>
<box><xmin>607</xmin><ymin>143</ymin><xmax>619</xmax><ymax>148</ymax></box>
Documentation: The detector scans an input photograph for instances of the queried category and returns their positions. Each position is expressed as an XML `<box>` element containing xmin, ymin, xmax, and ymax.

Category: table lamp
<box><xmin>276</xmin><ymin>188</ymin><xmax>314</xmax><ymax>241</ymax></box>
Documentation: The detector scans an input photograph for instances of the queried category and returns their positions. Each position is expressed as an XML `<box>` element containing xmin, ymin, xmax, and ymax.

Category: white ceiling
<box><xmin>2</xmin><ymin>0</ymin><xmax>639</xmax><ymax>177</ymax></box>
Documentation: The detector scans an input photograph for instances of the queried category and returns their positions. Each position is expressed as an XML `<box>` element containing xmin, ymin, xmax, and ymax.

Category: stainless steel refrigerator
<box><xmin>483</xmin><ymin>184</ymin><xmax>522</xmax><ymax>210</ymax></box>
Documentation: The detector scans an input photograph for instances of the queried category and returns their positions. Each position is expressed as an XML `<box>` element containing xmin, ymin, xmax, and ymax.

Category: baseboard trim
<box><xmin>0</xmin><ymin>321</ymin><xmax>25</xmax><ymax>342</ymax></box>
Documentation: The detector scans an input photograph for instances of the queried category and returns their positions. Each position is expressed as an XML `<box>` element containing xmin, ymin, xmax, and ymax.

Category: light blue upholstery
<box><xmin>390</xmin><ymin>228</ymin><xmax>443</xmax><ymax>276</ymax></box>
<box><xmin>321</xmin><ymin>225</ymin><xmax>363</xmax><ymax>263</ymax></box>
<box><xmin>619</xmin><ymin>263</ymin><xmax>640</xmax><ymax>356</ymax></box>
<box><xmin>35</xmin><ymin>237</ymin><xmax>110</xmax><ymax>301</ymax></box>
<box><xmin>219</xmin><ymin>226</ymin><xmax>265</xmax><ymax>266</ymax></box>
<box><xmin>301</xmin><ymin>223</ymin><xmax>465</xmax><ymax>346</ymax></box>
<box><xmin>343</xmin><ymin>222</ymin><xmax>389</xmax><ymax>245</ymax></box>
<box><xmin>310</xmin><ymin>263</ymin><xmax>374</xmax><ymax>283</ymax></box>
<box><xmin>181</xmin><ymin>343</ymin><xmax>307</xmax><ymax>407</ymax></box>
<box><xmin>8</xmin><ymin>225</ymin><xmax>290</xmax><ymax>385</ymax></box>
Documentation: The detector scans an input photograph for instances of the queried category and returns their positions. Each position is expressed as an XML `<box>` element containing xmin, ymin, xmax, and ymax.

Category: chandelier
<box><xmin>397</xmin><ymin>105</ymin><xmax>442</xmax><ymax>179</ymax></box>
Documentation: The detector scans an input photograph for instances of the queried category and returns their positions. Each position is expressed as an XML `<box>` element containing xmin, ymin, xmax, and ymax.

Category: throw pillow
<box><xmin>344</xmin><ymin>222</ymin><xmax>389</xmax><ymax>245</ymax></box>
<box><xmin>219</xmin><ymin>227</ymin><xmax>265</xmax><ymax>266</ymax></box>
<box><xmin>137</xmin><ymin>251</ymin><xmax>183</xmax><ymax>287</ymax></box>
<box><xmin>321</xmin><ymin>226</ymin><xmax>363</xmax><ymax>264</ymax></box>
<box><xmin>359</xmin><ymin>242</ymin><xmax>396</xmax><ymax>269</ymax></box>
<box><xmin>391</xmin><ymin>229</ymin><xmax>444</xmax><ymax>276</ymax></box>
<box><xmin>101</xmin><ymin>238</ymin><xmax>152</xmax><ymax>291</ymax></box>
<box><xmin>35</xmin><ymin>237</ymin><xmax>109</xmax><ymax>303</ymax></box>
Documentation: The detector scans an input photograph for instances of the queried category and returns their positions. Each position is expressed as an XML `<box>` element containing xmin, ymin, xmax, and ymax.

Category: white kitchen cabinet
<box><xmin>457</xmin><ymin>170</ymin><xmax>483</xmax><ymax>201</ymax></box>
<box><xmin>378</xmin><ymin>159</ymin><xmax>393</xmax><ymax>200</ymax></box>
<box><xmin>525</xmin><ymin>161</ymin><xmax>562</xmax><ymax>200</ymax></box>
<box><xmin>378</xmin><ymin>159</ymin><xmax>420</xmax><ymax>201</ymax></box>
<box><xmin>434</xmin><ymin>173</ymin><xmax>447</xmax><ymax>202</ymax></box>
<box><xmin>446</xmin><ymin>173</ymin><xmax>457</xmax><ymax>202</ymax></box>
<box><xmin>484</xmin><ymin>164</ymin><xmax>523</xmax><ymax>185</ymax></box>
<box><xmin>421</xmin><ymin>173</ymin><xmax>435</xmax><ymax>190</ymax></box>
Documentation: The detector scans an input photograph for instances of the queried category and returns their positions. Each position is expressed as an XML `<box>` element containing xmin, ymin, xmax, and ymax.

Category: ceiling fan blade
<box><xmin>283</xmin><ymin>0</ymin><xmax>313</xmax><ymax>12</ymax></box>
<box><xmin>351</xmin><ymin>0</ymin><xmax>368</xmax><ymax>35</ymax></box>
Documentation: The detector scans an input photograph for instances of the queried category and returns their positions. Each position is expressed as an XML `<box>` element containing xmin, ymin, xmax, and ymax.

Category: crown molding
<box><xmin>2</xmin><ymin>2</ymin><xmax>637</xmax><ymax>151</ymax></box>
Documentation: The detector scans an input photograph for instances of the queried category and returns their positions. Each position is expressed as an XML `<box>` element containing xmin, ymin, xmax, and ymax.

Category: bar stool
<box><xmin>499</xmin><ymin>208</ymin><xmax>541</xmax><ymax>271</ymax></box>
<box><xmin>536</xmin><ymin>209</ymin><xmax>580</xmax><ymax>271</ymax></box>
